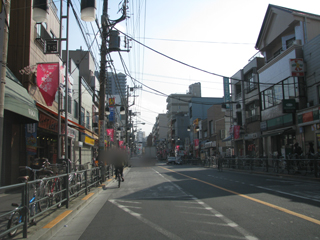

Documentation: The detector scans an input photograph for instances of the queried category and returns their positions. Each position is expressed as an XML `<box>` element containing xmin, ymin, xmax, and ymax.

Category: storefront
<box><xmin>261</xmin><ymin>114</ymin><xmax>296</xmax><ymax>158</ymax></box>
<box><xmin>2</xmin><ymin>68</ymin><xmax>39</xmax><ymax>185</ymax></box>
<box><xmin>81</xmin><ymin>130</ymin><xmax>98</xmax><ymax>166</ymax></box>
<box><xmin>37</xmin><ymin>111</ymin><xmax>77</xmax><ymax>163</ymax></box>
<box><xmin>297</xmin><ymin>107</ymin><xmax>320</xmax><ymax>153</ymax></box>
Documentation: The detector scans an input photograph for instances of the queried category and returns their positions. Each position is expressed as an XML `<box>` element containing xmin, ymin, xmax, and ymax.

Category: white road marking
<box><xmin>116</xmin><ymin>199</ymin><xmax>141</xmax><ymax>204</ymax></box>
<box><xmin>155</xmin><ymin>169</ymin><xmax>259</xmax><ymax>240</ymax></box>
<box><xmin>109</xmin><ymin>199</ymin><xmax>183</xmax><ymax>240</ymax></box>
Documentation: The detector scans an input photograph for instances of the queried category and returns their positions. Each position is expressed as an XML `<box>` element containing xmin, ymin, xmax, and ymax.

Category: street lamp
<box><xmin>81</xmin><ymin>0</ymin><xmax>96</xmax><ymax>22</ymax></box>
<box><xmin>33</xmin><ymin>0</ymin><xmax>95</xmax><ymax>209</ymax></box>
<box><xmin>33</xmin><ymin>0</ymin><xmax>48</xmax><ymax>22</ymax></box>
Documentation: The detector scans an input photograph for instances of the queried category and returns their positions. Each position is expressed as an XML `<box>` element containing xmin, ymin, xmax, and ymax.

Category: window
<box><xmin>264</xmin><ymin>89</ymin><xmax>273</xmax><ymax>108</ymax></box>
<box><xmin>283</xmin><ymin>77</ymin><xmax>296</xmax><ymax>99</ymax></box>
<box><xmin>220</xmin><ymin>129</ymin><xmax>225</xmax><ymax>139</ymax></box>
<box><xmin>50</xmin><ymin>31</ymin><xmax>55</xmax><ymax>39</ymax></box>
<box><xmin>86</xmin><ymin>111</ymin><xmax>90</xmax><ymax>129</ymax></box>
<box><xmin>68</xmin><ymin>96</ymin><xmax>72</xmax><ymax>114</ymax></box>
<box><xmin>261</xmin><ymin>77</ymin><xmax>299</xmax><ymax>110</ymax></box>
<box><xmin>235</xmin><ymin>83</ymin><xmax>241</xmax><ymax>99</ymax></box>
<box><xmin>74</xmin><ymin>101</ymin><xmax>78</xmax><ymax>119</ymax></box>
<box><xmin>209</xmin><ymin>120</ymin><xmax>213</xmax><ymax>136</ymax></box>
<box><xmin>80</xmin><ymin>107</ymin><xmax>85</xmax><ymax>126</ymax></box>
<box><xmin>273</xmin><ymin>47</ymin><xmax>282</xmax><ymax>58</ymax></box>
<box><xmin>245</xmin><ymin>71</ymin><xmax>257</xmax><ymax>92</ymax></box>
<box><xmin>286</xmin><ymin>37</ymin><xmax>295</xmax><ymax>49</ymax></box>
<box><xmin>273</xmin><ymin>84</ymin><xmax>283</xmax><ymax>105</ymax></box>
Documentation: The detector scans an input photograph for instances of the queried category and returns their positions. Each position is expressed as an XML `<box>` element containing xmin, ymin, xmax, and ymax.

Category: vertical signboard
<box><xmin>223</xmin><ymin>77</ymin><xmax>230</xmax><ymax>109</ymax></box>
<box><xmin>290</xmin><ymin>58</ymin><xmax>304</xmax><ymax>77</ymax></box>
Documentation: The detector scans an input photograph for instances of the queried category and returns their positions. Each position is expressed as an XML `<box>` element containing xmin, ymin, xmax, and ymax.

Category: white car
<box><xmin>167</xmin><ymin>156</ymin><xmax>182</xmax><ymax>165</ymax></box>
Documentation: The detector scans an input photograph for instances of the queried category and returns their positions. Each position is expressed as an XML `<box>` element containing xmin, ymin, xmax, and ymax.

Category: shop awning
<box><xmin>261</xmin><ymin>127</ymin><xmax>295</xmax><ymax>138</ymax></box>
<box><xmin>222</xmin><ymin>135</ymin><xmax>232</xmax><ymax>142</ymax></box>
<box><xmin>4</xmin><ymin>68</ymin><xmax>38</xmax><ymax>122</ymax></box>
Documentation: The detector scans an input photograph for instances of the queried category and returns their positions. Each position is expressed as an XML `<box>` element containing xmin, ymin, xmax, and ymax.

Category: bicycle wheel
<box><xmin>70</xmin><ymin>179</ymin><xmax>75</xmax><ymax>196</ymax></box>
<box><xmin>7</xmin><ymin>211</ymin><xmax>21</xmax><ymax>237</ymax></box>
<box><xmin>55</xmin><ymin>179</ymin><xmax>62</xmax><ymax>208</ymax></box>
<box><xmin>76</xmin><ymin>174</ymin><xmax>82</xmax><ymax>193</ymax></box>
<box><xmin>38</xmin><ymin>182</ymin><xmax>49</xmax><ymax>212</ymax></box>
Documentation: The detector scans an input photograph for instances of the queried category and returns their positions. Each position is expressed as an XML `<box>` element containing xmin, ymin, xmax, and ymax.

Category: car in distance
<box><xmin>167</xmin><ymin>156</ymin><xmax>182</xmax><ymax>165</ymax></box>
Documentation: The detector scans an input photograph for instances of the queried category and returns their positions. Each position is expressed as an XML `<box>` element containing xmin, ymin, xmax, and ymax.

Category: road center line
<box><xmin>159</xmin><ymin>166</ymin><xmax>320</xmax><ymax>226</ymax></box>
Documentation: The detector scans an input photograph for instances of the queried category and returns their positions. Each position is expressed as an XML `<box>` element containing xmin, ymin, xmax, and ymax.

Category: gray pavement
<box><xmin>0</xmin><ymin>162</ymin><xmax>319</xmax><ymax>239</ymax></box>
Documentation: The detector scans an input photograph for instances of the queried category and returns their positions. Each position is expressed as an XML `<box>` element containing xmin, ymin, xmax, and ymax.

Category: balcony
<box><xmin>35</xmin><ymin>23</ymin><xmax>52</xmax><ymax>51</ymax></box>
<box><xmin>259</xmin><ymin>45</ymin><xmax>303</xmax><ymax>92</ymax></box>
<box><xmin>246</xmin><ymin>115</ymin><xmax>260</xmax><ymax>124</ymax></box>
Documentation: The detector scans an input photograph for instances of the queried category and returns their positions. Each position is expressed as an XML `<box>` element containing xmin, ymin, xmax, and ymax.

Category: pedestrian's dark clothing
<box><xmin>309</xmin><ymin>142</ymin><xmax>315</xmax><ymax>154</ymax></box>
<box><xmin>294</xmin><ymin>143</ymin><xmax>302</xmax><ymax>156</ymax></box>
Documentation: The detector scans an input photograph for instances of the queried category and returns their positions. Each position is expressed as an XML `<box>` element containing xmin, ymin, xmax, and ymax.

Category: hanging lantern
<box><xmin>81</xmin><ymin>0</ymin><xmax>96</xmax><ymax>22</ymax></box>
<box><xmin>33</xmin><ymin>0</ymin><xmax>48</xmax><ymax>23</ymax></box>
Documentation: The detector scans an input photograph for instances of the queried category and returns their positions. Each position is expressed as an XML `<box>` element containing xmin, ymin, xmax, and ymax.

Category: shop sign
<box><xmin>282</xmin><ymin>99</ymin><xmax>296</xmax><ymax>113</ymax></box>
<box><xmin>194</xmin><ymin>139</ymin><xmax>199</xmax><ymax>150</ymax></box>
<box><xmin>260</xmin><ymin>121</ymin><xmax>267</xmax><ymax>131</ymax></box>
<box><xmin>25</xmin><ymin>123</ymin><xmax>37</xmax><ymax>155</ymax></box>
<box><xmin>234</xmin><ymin>125</ymin><xmax>240</xmax><ymax>139</ymax></box>
<box><xmin>39</xmin><ymin>112</ymin><xmax>76</xmax><ymax>138</ymax></box>
<box><xmin>290</xmin><ymin>58</ymin><xmax>304</xmax><ymax>77</ymax></box>
<box><xmin>244</xmin><ymin>132</ymin><xmax>260</xmax><ymax>140</ymax></box>
<box><xmin>84</xmin><ymin>136</ymin><xmax>95</xmax><ymax>146</ymax></box>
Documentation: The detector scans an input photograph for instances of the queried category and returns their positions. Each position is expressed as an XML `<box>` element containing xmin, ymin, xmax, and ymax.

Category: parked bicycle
<box><xmin>41</xmin><ymin>159</ymin><xmax>63</xmax><ymax>208</ymax></box>
<box><xmin>7</xmin><ymin>166</ymin><xmax>46</xmax><ymax>237</ymax></box>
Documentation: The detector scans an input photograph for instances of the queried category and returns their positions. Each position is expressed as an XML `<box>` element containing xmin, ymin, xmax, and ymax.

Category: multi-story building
<box><xmin>166</xmin><ymin>83</ymin><xmax>201</xmax><ymax>145</ymax></box>
<box><xmin>188</xmin><ymin>97</ymin><xmax>224</xmax><ymax>157</ymax></box>
<box><xmin>106</xmin><ymin>72</ymin><xmax>127</xmax><ymax>97</ymax></box>
<box><xmin>255</xmin><ymin>4</ymin><xmax>320</xmax><ymax>158</ymax></box>
<box><xmin>230</xmin><ymin>57</ymin><xmax>265</xmax><ymax>157</ymax></box>
<box><xmin>205</xmin><ymin>105</ymin><xmax>228</xmax><ymax>157</ymax></box>
<box><xmin>152</xmin><ymin>114</ymin><xmax>167</xmax><ymax>144</ymax></box>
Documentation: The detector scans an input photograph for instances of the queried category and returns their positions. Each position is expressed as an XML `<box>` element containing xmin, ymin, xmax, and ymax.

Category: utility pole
<box><xmin>98</xmin><ymin>1</ymin><xmax>127</xmax><ymax>180</ymax></box>
<box><xmin>0</xmin><ymin>0</ymin><xmax>11</xmax><ymax>186</ymax></box>
<box><xmin>98</xmin><ymin>0</ymin><xmax>108</xmax><ymax>182</ymax></box>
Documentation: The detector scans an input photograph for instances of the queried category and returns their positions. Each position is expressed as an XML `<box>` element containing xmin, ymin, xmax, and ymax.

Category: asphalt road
<box><xmin>48</xmin><ymin>162</ymin><xmax>320</xmax><ymax>240</ymax></box>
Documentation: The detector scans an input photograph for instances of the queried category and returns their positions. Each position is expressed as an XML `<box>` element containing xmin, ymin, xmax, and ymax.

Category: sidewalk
<box><xmin>3</xmin><ymin>177</ymin><xmax>115</xmax><ymax>240</ymax></box>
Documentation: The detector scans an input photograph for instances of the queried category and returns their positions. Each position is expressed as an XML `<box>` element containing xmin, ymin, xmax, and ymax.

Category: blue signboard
<box><xmin>109</xmin><ymin>107</ymin><xmax>114</xmax><ymax>122</ymax></box>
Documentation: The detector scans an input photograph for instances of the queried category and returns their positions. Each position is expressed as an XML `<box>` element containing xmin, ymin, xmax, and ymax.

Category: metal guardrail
<box><xmin>181</xmin><ymin>157</ymin><xmax>320</xmax><ymax>178</ymax></box>
<box><xmin>0</xmin><ymin>165</ymin><xmax>110</xmax><ymax>238</ymax></box>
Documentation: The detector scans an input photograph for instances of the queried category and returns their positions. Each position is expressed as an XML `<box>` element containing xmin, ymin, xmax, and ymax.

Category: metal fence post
<box><xmin>65</xmin><ymin>173</ymin><xmax>69</xmax><ymax>208</ymax></box>
<box><xmin>314</xmin><ymin>156</ymin><xmax>318</xmax><ymax>178</ymax></box>
<box><xmin>23</xmin><ymin>182</ymin><xmax>28</xmax><ymax>238</ymax></box>
<box><xmin>85</xmin><ymin>170</ymin><xmax>88</xmax><ymax>195</ymax></box>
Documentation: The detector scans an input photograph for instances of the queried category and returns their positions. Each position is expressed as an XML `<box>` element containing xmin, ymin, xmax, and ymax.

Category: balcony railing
<box><xmin>246</xmin><ymin>115</ymin><xmax>260</xmax><ymax>124</ymax></box>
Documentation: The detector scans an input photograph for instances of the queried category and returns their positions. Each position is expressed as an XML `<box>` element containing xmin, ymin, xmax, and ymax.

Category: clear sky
<box><xmin>66</xmin><ymin>0</ymin><xmax>320</xmax><ymax>136</ymax></box>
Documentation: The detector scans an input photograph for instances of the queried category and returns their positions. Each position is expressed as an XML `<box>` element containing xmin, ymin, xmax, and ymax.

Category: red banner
<box><xmin>194</xmin><ymin>139</ymin><xmax>199</xmax><ymax>150</ymax></box>
<box><xmin>106</xmin><ymin>129</ymin><xmax>114</xmax><ymax>142</ymax></box>
<box><xmin>119</xmin><ymin>140</ymin><xmax>124</xmax><ymax>148</ymax></box>
<box><xmin>234</xmin><ymin>125</ymin><xmax>240</xmax><ymax>139</ymax></box>
<box><xmin>37</xmin><ymin>63</ymin><xmax>60</xmax><ymax>106</ymax></box>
